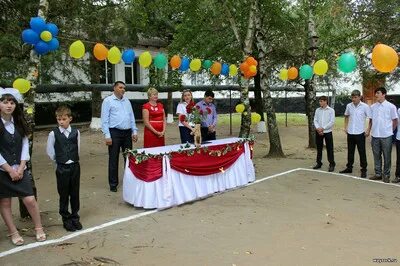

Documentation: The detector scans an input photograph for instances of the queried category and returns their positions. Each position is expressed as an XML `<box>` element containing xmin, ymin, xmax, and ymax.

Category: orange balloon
<box><xmin>210</xmin><ymin>62</ymin><xmax>222</xmax><ymax>75</ymax></box>
<box><xmin>249</xmin><ymin>65</ymin><xmax>257</xmax><ymax>76</ymax></box>
<box><xmin>372</xmin><ymin>44</ymin><xmax>399</xmax><ymax>73</ymax></box>
<box><xmin>240</xmin><ymin>62</ymin><xmax>250</xmax><ymax>73</ymax></box>
<box><xmin>170</xmin><ymin>55</ymin><xmax>181</xmax><ymax>69</ymax></box>
<box><xmin>245</xmin><ymin>56</ymin><xmax>258</xmax><ymax>66</ymax></box>
<box><xmin>93</xmin><ymin>43</ymin><xmax>108</xmax><ymax>61</ymax></box>
<box><xmin>243</xmin><ymin>70</ymin><xmax>252</xmax><ymax>79</ymax></box>
<box><xmin>287</xmin><ymin>67</ymin><xmax>298</xmax><ymax>80</ymax></box>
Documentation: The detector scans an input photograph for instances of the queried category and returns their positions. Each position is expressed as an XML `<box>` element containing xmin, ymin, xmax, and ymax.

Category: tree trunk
<box><xmin>89</xmin><ymin>57</ymin><xmax>102</xmax><ymax>129</ymax></box>
<box><xmin>254</xmin><ymin>72</ymin><xmax>264</xmax><ymax>121</ymax></box>
<box><xmin>19</xmin><ymin>0</ymin><xmax>49</xmax><ymax>218</ymax></box>
<box><xmin>254</xmin><ymin>0</ymin><xmax>284</xmax><ymax>157</ymax></box>
<box><xmin>166</xmin><ymin>91</ymin><xmax>174</xmax><ymax>123</ymax></box>
<box><xmin>239</xmin><ymin>85</ymin><xmax>251</xmax><ymax>137</ymax></box>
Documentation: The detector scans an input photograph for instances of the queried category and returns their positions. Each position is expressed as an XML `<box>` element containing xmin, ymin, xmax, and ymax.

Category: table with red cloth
<box><xmin>123</xmin><ymin>137</ymin><xmax>255</xmax><ymax>209</ymax></box>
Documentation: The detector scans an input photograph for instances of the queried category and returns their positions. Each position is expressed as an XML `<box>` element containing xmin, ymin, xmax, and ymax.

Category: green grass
<box><xmin>218</xmin><ymin>113</ymin><xmax>345</xmax><ymax>128</ymax></box>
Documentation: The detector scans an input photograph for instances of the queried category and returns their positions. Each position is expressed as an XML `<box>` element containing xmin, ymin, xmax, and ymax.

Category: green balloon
<box><xmin>154</xmin><ymin>53</ymin><xmax>167</xmax><ymax>69</ymax></box>
<box><xmin>202</xmin><ymin>60</ymin><xmax>212</xmax><ymax>70</ymax></box>
<box><xmin>299</xmin><ymin>64</ymin><xmax>313</xmax><ymax>80</ymax></box>
<box><xmin>338</xmin><ymin>53</ymin><xmax>357</xmax><ymax>73</ymax></box>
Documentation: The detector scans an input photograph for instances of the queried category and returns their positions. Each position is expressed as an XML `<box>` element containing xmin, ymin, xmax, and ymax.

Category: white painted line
<box><xmin>0</xmin><ymin>209</ymin><xmax>158</xmax><ymax>258</ymax></box>
<box><xmin>0</xmin><ymin>166</ymin><xmax>397</xmax><ymax>258</ymax></box>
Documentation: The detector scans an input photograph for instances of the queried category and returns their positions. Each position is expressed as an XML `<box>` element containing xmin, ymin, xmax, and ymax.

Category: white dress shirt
<box><xmin>396</xmin><ymin>108</ymin><xmax>400</xmax><ymax>140</ymax></box>
<box><xmin>0</xmin><ymin>117</ymin><xmax>30</xmax><ymax>169</ymax></box>
<box><xmin>46</xmin><ymin>126</ymin><xmax>80</xmax><ymax>164</ymax></box>
<box><xmin>314</xmin><ymin>106</ymin><xmax>335</xmax><ymax>133</ymax></box>
<box><xmin>176</xmin><ymin>102</ymin><xmax>194</xmax><ymax>127</ymax></box>
<box><xmin>344</xmin><ymin>102</ymin><xmax>371</xmax><ymax>134</ymax></box>
<box><xmin>370</xmin><ymin>100</ymin><xmax>398</xmax><ymax>138</ymax></box>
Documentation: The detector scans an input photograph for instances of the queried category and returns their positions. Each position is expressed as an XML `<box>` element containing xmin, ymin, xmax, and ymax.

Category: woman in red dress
<box><xmin>142</xmin><ymin>88</ymin><xmax>166</xmax><ymax>148</ymax></box>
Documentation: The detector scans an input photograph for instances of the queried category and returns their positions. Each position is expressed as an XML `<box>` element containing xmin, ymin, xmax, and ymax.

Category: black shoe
<box><xmin>369</xmin><ymin>175</ymin><xmax>382</xmax><ymax>180</ymax></box>
<box><xmin>360</xmin><ymin>171</ymin><xmax>367</xmax><ymax>178</ymax></box>
<box><xmin>313</xmin><ymin>164</ymin><xmax>322</xmax><ymax>169</ymax></box>
<box><xmin>328</xmin><ymin>166</ymin><xmax>335</xmax><ymax>172</ymax></box>
<box><xmin>63</xmin><ymin>221</ymin><xmax>76</xmax><ymax>232</ymax></box>
<box><xmin>110</xmin><ymin>187</ymin><xmax>117</xmax><ymax>192</ymax></box>
<box><xmin>339</xmin><ymin>168</ymin><xmax>352</xmax><ymax>174</ymax></box>
<box><xmin>72</xmin><ymin>220</ymin><xmax>83</xmax><ymax>230</ymax></box>
<box><xmin>383</xmin><ymin>176</ymin><xmax>390</xmax><ymax>183</ymax></box>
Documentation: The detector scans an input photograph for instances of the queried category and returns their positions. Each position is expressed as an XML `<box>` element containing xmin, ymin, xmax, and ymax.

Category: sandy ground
<box><xmin>1</xmin><ymin>121</ymin><xmax>400</xmax><ymax>266</ymax></box>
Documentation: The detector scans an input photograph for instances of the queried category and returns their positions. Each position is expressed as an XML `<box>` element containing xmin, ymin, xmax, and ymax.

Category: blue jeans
<box><xmin>371</xmin><ymin>136</ymin><xmax>393</xmax><ymax>177</ymax></box>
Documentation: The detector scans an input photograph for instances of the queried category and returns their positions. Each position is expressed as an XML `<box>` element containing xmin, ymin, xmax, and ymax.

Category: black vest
<box><xmin>0</xmin><ymin>120</ymin><xmax>23</xmax><ymax>166</ymax></box>
<box><xmin>53</xmin><ymin>127</ymin><xmax>79</xmax><ymax>163</ymax></box>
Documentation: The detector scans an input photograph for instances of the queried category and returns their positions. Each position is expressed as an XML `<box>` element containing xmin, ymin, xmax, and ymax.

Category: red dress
<box><xmin>142</xmin><ymin>102</ymin><xmax>165</xmax><ymax>148</ymax></box>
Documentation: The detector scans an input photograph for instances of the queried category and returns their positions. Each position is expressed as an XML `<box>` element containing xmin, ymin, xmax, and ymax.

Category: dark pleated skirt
<box><xmin>0</xmin><ymin>169</ymin><xmax>34</xmax><ymax>198</ymax></box>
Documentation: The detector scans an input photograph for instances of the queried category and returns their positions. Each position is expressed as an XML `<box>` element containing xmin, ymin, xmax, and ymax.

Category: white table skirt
<box><xmin>123</xmin><ymin>139</ymin><xmax>255</xmax><ymax>209</ymax></box>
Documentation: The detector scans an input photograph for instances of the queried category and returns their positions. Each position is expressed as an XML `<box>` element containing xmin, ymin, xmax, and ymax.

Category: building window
<box><xmin>125</xmin><ymin>64</ymin><xmax>133</xmax><ymax>84</ymax></box>
<box><xmin>125</xmin><ymin>58</ymin><xmax>140</xmax><ymax>84</ymax></box>
<box><xmin>99</xmin><ymin>61</ymin><xmax>114</xmax><ymax>84</ymax></box>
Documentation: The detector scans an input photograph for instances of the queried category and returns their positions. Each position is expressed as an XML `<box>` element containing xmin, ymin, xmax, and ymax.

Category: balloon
<box><xmin>13</xmin><ymin>78</ymin><xmax>31</xmax><ymax>94</ymax></box>
<box><xmin>251</xmin><ymin>113</ymin><xmax>261</xmax><ymax>124</ymax></box>
<box><xmin>93</xmin><ymin>43</ymin><xmax>108</xmax><ymax>61</ymax></box>
<box><xmin>249</xmin><ymin>65</ymin><xmax>257</xmax><ymax>76</ymax></box>
<box><xmin>122</xmin><ymin>49</ymin><xmax>135</xmax><ymax>64</ymax></box>
<box><xmin>210</xmin><ymin>62</ymin><xmax>222</xmax><ymax>75</ymax></box>
<box><xmin>372</xmin><ymin>44</ymin><xmax>399</xmax><ymax>73</ymax></box>
<box><xmin>139</xmin><ymin>51</ymin><xmax>152</xmax><ymax>68</ymax></box>
<box><xmin>245</xmin><ymin>56</ymin><xmax>258</xmax><ymax>66</ymax></box>
<box><xmin>202</xmin><ymin>60</ymin><xmax>212</xmax><ymax>70</ymax></box>
<box><xmin>235</xmin><ymin>104</ymin><xmax>245</xmax><ymax>113</ymax></box>
<box><xmin>30</xmin><ymin>17</ymin><xmax>47</xmax><ymax>33</ymax></box>
<box><xmin>240</xmin><ymin>62</ymin><xmax>250</xmax><ymax>73</ymax></box>
<box><xmin>190</xmin><ymin>58</ymin><xmax>201</xmax><ymax>72</ymax></box>
<box><xmin>299</xmin><ymin>64</ymin><xmax>313</xmax><ymax>80</ymax></box>
<box><xmin>34</xmin><ymin>41</ymin><xmax>50</xmax><ymax>55</ymax></box>
<box><xmin>279</xmin><ymin>69</ymin><xmax>288</xmax><ymax>81</ymax></box>
<box><xmin>47</xmin><ymin>38</ymin><xmax>59</xmax><ymax>51</ymax></box>
<box><xmin>229</xmin><ymin>64</ymin><xmax>238</xmax><ymax>76</ymax></box>
<box><xmin>170</xmin><ymin>55</ymin><xmax>181</xmax><ymax>69</ymax></box>
<box><xmin>21</xmin><ymin>29</ymin><xmax>39</xmax><ymax>45</ymax></box>
<box><xmin>107</xmin><ymin>46</ymin><xmax>121</xmax><ymax>64</ymax></box>
<box><xmin>40</xmin><ymin>31</ymin><xmax>52</xmax><ymax>42</ymax></box>
<box><xmin>179</xmin><ymin>57</ymin><xmax>190</xmax><ymax>71</ymax></box>
<box><xmin>287</xmin><ymin>67</ymin><xmax>298</xmax><ymax>80</ymax></box>
<box><xmin>46</xmin><ymin>23</ymin><xmax>59</xmax><ymax>37</ymax></box>
<box><xmin>313</xmin><ymin>59</ymin><xmax>329</xmax><ymax>75</ymax></box>
<box><xmin>69</xmin><ymin>40</ymin><xmax>85</xmax><ymax>59</ymax></box>
<box><xmin>338</xmin><ymin>53</ymin><xmax>357</xmax><ymax>73</ymax></box>
<box><xmin>221</xmin><ymin>63</ymin><xmax>229</xmax><ymax>76</ymax></box>
<box><xmin>153</xmin><ymin>53</ymin><xmax>168</xmax><ymax>69</ymax></box>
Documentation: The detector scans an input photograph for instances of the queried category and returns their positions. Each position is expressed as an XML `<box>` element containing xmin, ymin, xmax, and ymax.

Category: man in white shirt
<box><xmin>339</xmin><ymin>90</ymin><xmax>371</xmax><ymax>178</ymax></box>
<box><xmin>313</xmin><ymin>96</ymin><xmax>336</xmax><ymax>172</ymax></box>
<box><xmin>369</xmin><ymin>87</ymin><xmax>398</xmax><ymax>183</ymax></box>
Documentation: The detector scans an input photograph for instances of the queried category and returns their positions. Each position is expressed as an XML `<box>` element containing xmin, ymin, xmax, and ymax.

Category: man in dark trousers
<box><xmin>101</xmin><ymin>81</ymin><xmax>138</xmax><ymax>192</ymax></box>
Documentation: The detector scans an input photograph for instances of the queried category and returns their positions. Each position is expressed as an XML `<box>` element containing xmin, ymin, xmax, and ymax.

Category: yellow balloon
<box><xmin>279</xmin><ymin>69</ymin><xmax>288</xmax><ymax>80</ymax></box>
<box><xmin>26</xmin><ymin>107</ymin><xmax>34</xmax><ymax>114</ymax></box>
<box><xmin>40</xmin><ymin>31</ymin><xmax>52</xmax><ymax>42</ymax></box>
<box><xmin>229</xmin><ymin>64</ymin><xmax>238</xmax><ymax>76</ymax></box>
<box><xmin>235</xmin><ymin>104</ymin><xmax>245</xmax><ymax>113</ymax></box>
<box><xmin>313</xmin><ymin>59</ymin><xmax>329</xmax><ymax>75</ymax></box>
<box><xmin>12</xmin><ymin>78</ymin><xmax>31</xmax><ymax>94</ymax></box>
<box><xmin>107</xmin><ymin>46</ymin><xmax>122</xmax><ymax>64</ymax></box>
<box><xmin>372</xmin><ymin>44</ymin><xmax>399</xmax><ymax>73</ymax></box>
<box><xmin>69</xmin><ymin>40</ymin><xmax>85</xmax><ymax>59</ymax></box>
<box><xmin>189</xmin><ymin>59</ymin><xmax>201</xmax><ymax>72</ymax></box>
<box><xmin>251</xmin><ymin>112</ymin><xmax>261</xmax><ymax>124</ymax></box>
<box><xmin>139</xmin><ymin>51</ymin><xmax>152</xmax><ymax>68</ymax></box>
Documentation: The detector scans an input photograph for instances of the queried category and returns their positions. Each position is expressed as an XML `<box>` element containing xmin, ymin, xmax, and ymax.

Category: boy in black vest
<box><xmin>46</xmin><ymin>106</ymin><xmax>82</xmax><ymax>232</ymax></box>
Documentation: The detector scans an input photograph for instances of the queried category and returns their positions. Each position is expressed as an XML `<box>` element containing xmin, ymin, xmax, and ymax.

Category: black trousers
<box><xmin>315</xmin><ymin>131</ymin><xmax>335</xmax><ymax>166</ymax></box>
<box><xmin>201</xmin><ymin>127</ymin><xmax>216</xmax><ymax>142</ymax></box>
<box><xmin>346</xmin><ymin>133</ymin><xmax>367</xmax><ymax>171</ymax></box>
<box><xmin>179</xmin><ymin>126</ymin><xmax>194</xmax><ymax>144</ymax></box>
<box><xmin>56</xmin><ymin>162</ymin><xmax>80</xmax><ymax>222</ymax></box>
<box><xmin>108</xmin><ymin>128</ymin><xmax>132</xmax><ymax>189</ymax></box>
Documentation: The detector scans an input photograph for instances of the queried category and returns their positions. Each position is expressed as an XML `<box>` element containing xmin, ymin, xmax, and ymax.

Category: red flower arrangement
<box><xmin>183</xmin><ymin>101</ymin><xmax>210</xmax><ymax>124</ymax></box>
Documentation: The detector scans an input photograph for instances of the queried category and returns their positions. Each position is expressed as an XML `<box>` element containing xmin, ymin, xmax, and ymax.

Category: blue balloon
<box><xmin>22</xmin><ymin>29</ymin><xmax>39</xmax><ymax>45</ymax></box>
<box><xmin>30</xmin><ymin>17</ymin><xmax>47</xmax><ymax>34</ymax></box>
<box><xmin>180</xmin><ymin>57</ymin><xmax>190</xmax><ymax>71</ymax></box>
<box><xmin>46</xmin><ymin>23</ymin><xmax>59</xmax><ymax>37</ymax></box>
<box><xmin>122</xmin><ymin>49</ymin><xmax>135</xmax><ymax>64</ymax></box>
<box><xmin>47</xmin><ymin>38</ymin><xmax>59</xmax><ymax>51</ymax></box>
<box><xmin>221</xmin><ymin>63</ymin><xmax>229</xmax><ymax>76</ymax></box>
<box><xmin>34</xmin><ymin>41</ymin><xmax>50</xmax><ymax>55</ymax></box>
